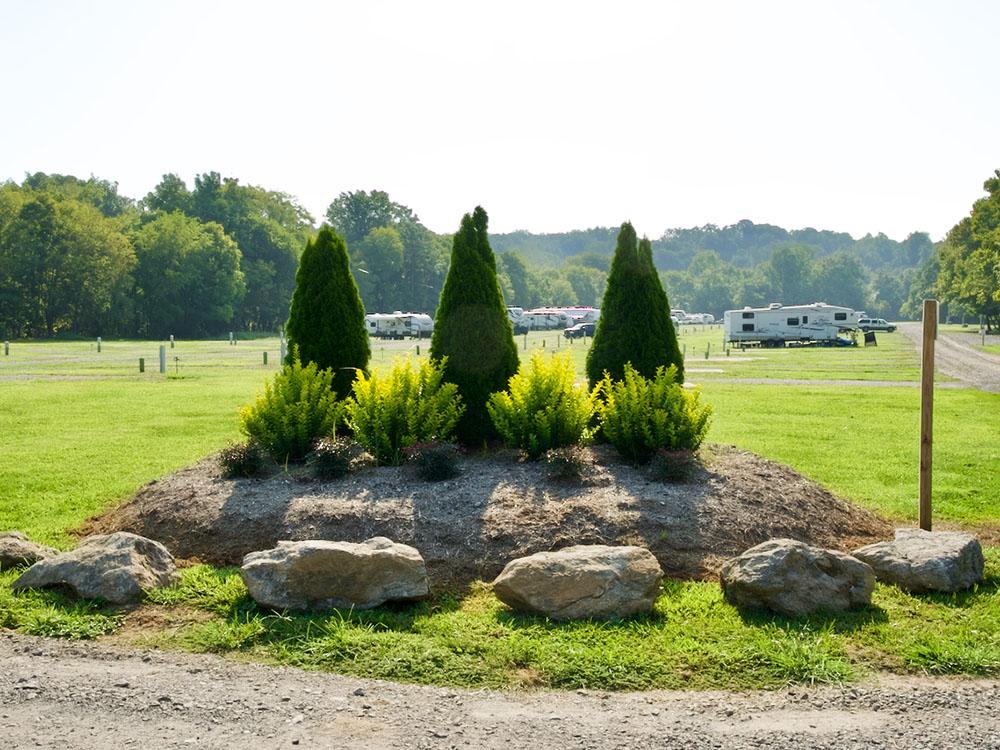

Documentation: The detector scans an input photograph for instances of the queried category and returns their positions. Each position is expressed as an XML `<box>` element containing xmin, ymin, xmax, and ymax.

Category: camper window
<box><xmin>834</xmin><ymin>312</ymin><xmax>847</xmax><ymax>321</ymax></box>
<box><xmin>741</xmin><ymin>312</ymin><xmax>755</xmax><ymax>319</ymax></box>
<box><xmin>742</xmin><ymin>323</ymin><xmax>754</xmax><ymax>332</ymax></box>
<box><xmin>786</xmin><ymin>317</ymin><xmax>799</xmax><ymax>326</ymax></box>
<box><xmin>802</xmin><ymin>316</ymin><xmax>808</xmax><ymax>324</ymax></box>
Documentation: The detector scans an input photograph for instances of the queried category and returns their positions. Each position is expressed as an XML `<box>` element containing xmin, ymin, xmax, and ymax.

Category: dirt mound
<box><xmin>81</xmin><ymin>445</ymin><xmax>892</xmax><ymax>589</ymax></box>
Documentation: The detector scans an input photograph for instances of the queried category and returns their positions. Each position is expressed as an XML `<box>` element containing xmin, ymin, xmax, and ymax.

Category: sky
<box><xmin>2</xmin><ymin>1</ymin><xmax>998</xmax><ymax>241</ymax></box>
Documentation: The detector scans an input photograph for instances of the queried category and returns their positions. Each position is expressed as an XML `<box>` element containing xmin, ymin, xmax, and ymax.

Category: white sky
<box><xmin>2</xmin><ymin>0</ymin><xmax>997</xmax><ymax>241</ymax></box>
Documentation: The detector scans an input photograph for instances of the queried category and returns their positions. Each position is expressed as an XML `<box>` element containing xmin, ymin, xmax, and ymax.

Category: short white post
<box><xmin>170</xmin><ymin>334</ymin><xmax>175</xmax><ymax>348</ymax></box>
<box><xmin>97</xmin><ymin>336</ymin><xmax>102</xmax><ymax>353</ymax></box>
<box><xmin>229</xmin><ymin>331</ymin><xmax>234</xmax><ymax>346</ymax></box>
<box><xmin>159</xmin><ymin>345</ymin><xmax>166</xmax><ymax>374</ymax></box>
<box><xmin>3</xmin><ymin>341</ymin><xmax>8</xmax><ymax>356</ymax></box>
<box><xmin>280</xmin><ymin>339</ymin><xmax>287</xmax><ymax>363</ymax></box>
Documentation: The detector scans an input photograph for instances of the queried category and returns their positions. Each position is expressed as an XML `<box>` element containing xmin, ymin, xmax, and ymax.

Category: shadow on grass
<box><xmin>899</xmin><ymin>570</ymin><xmax>999</xmax><ymax>609</ymax></box>
<box><xmin>734</xmin><ymin>604</ymin><xmax>889</xmax><ymax>634</ymax></box>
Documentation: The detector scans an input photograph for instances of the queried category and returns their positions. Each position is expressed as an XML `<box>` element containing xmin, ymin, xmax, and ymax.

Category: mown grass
<box><xmin>0</xmin><ymin>552</ymin><xmax>996</xmax><ymax>689</ymax></box>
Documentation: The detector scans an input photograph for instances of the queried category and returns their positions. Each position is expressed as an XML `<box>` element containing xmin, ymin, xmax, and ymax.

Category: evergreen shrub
<box><xmin>218</xmin><ymin>441</ymin><xmax>265</xmax><ymax>478</ymax></box>
<box><xmin>586</xmin><ymin>223</ymin><xmax>684</xmax><ymax>387</ymax></box>
<box><xmin>487</xmin><ymin>352</ymin><xmax>594</xmax><ymax>459</ymax></box>
<box><xmin>306</xmin><ymin>436</ymin><xmax>362</xmax><ymax>480</ymax></box>
<box><xmin>285</xmin><ymin>225</ymin><xmax>370</xmax><ymax>397</ymax></box>
<box><xmin>544</xmin><ymin>446</ymin><xmax>590</xmax><ymax>484</ymax></box>
<box><xmin>403</xmin><ymin>442</ymin><xmax>462</xmax><ymax>481</ymax></box>
<box><xmin>595</xmin><ymin>364</ymin><xmax>711</xmax><ymax>464</ymax></box>
<box><xmin>431</xmin><ymin>206</ymin><xmax>518</xmax><ymax>445</ymax></box>
<box><xmin>346</xmin><ymin>357</ymin><xmax>464</xmax><ymax>465</ymax></box>
<box><xmin>240</xmin><ymin>354</ymin><xmax>345</xmax><ymax>463</ymax></box>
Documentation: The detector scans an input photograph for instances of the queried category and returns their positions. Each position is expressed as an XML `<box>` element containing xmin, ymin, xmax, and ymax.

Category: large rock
<box><xmin>492</xmin><ymin>545</ymin><xmax>663</xmax><ymax>620</ymax></box>
<box><xmin>720</xmin><ymin>539</ymin><xmax>874</xmax><ymax>616</ymax></box>
<box><xmin>240</xmin><ymin>537</ymin><xmax>430</xmax><ymax>610</ymax></box>
<box><xmin>853</xmin><ymin>528</ymin><xmax>985</xmax><ymax>593</ymax></box>
<box><xmin>0</xmin><ymin>531</ymin><xmax>57</xmax><ymax>570</ymax></box>
<box><xmin>12</xmin><ymin>532</ymin><xmax>178</xmax><ymax>604</ymax></box>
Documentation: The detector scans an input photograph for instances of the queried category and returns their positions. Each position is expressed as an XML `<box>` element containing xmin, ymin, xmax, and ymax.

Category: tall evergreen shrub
<box><xmin>431</xmin><ymin>206</ymin><xmax>518</xmax><ymax>445</ymax></box>
<box><xmin>284</xmin><ymin>225</ymin><xmax>370</xmax><ymax>397</ymax></box>
<box><xmin>586</xmin><ymin>222</ymin><xmax>684</xmax><ymax>387</ymax></box>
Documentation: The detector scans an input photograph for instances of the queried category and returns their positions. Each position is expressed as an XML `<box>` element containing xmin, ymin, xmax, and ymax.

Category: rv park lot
<box><xmin>0</xmin><ymin>326</ymin><xmax>998</xmax><ymax>694</ymax></box>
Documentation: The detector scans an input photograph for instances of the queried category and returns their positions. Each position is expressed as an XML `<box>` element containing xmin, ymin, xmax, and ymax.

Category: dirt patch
<box><xmin>101</xmin><ymin>604</ymin><xmax>215</xmax><ymax>645</ymax></box>
<box><xmin>80</xmin><ymin>444</ymin><xmax>892</xmax><ymax>589</ymax></box>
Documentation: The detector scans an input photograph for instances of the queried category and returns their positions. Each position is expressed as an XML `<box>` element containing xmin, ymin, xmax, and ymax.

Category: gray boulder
<box><xmin>720</xmin><ymin>539</ymin><xmax>874</xmax><ymax>616</ymax></box>
<box><xmin>0</xmin><ymin>531</ymin><xmax>57</xmax><ymax>570</ymax></box>
<box><xmin>492</xmin><ymin>544</ymin><xmax>663</xmax><ymax>620</ymax></box>
<box><xmin>852</xmin><ymin>528</ymin><xmax>985</xmax><ymax>593</ymax></box>
<box><xmin>12</xmin><ymin>532</ymin><xmax>178</xmax><ymax>604</ymax></box>
<box><xmin>240</xmin><ymin>537</ymin><xmax>430</xmax><ymax>610</ymax></box>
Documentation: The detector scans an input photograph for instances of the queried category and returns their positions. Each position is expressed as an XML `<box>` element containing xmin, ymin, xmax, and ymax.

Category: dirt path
<box><xmin>1</xmin><ymin>632</ymin><xmax>997</xmax><ymax>750</ymax></box>
<box><xmin>899</xmin><ymin>322</ymin><xmax>1000</xmax><ymax>393</ymax></box>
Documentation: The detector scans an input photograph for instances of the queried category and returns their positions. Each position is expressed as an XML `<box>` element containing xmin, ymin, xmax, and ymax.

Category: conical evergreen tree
<box><xmin>285</xmin><ymin>225</ymin><xmax>370</xmax><ymax>397</ymax></box>
<box><xmin>586</xmin><ymin>222</ymin><xmax>684</xmax><ymax>387</ymax></box>
<box><xmin>431</xmin><ymin>206</ymin><xmax>518</xmax><ymax>445</ymax></box>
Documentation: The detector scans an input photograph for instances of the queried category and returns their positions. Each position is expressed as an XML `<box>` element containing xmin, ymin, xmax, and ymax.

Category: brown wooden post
<box><xmin>919</xmin><ymin>299</ymin><xmax>937</xmax><ymax>531</ymax></box>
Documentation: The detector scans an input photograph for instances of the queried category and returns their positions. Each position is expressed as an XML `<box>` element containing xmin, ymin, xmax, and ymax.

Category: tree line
<box><xmin>1</xmin><ymin>169</ymin><xmax>995</xmax><ymax>338</ymax></box>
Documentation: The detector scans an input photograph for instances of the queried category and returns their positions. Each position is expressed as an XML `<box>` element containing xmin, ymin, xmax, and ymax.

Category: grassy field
<box><xmin>1</xmin><ymin>332</ymin><xmax>998</xmax><ymax>687</ymax></box>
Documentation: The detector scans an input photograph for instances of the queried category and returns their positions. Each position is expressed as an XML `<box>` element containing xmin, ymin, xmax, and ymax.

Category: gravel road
<box><xmin>899</xmin><ymin>322</ymin><xmax>1000</xmax><ymax>393</ymax></box>
<box><xmin>2</xmin><ymin>631</ymin><xmax>997</xmax><ymax>750</ymax></box>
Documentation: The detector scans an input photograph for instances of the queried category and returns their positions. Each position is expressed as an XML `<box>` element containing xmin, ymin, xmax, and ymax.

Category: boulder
<box><xmin>720</xmin><ymin>539</ymin><xmax>874</xmax><ymax>616</ymax></box>
<box><xmin>12</xmin><ymin>532</ymin><xmax>178</xmax><ymax>604</ymax></box>
<box><xmin>492</xmin><ymin>544</ymin><xmax>663</xmax><ymax>620</ymax></box>
<box><xmin>0</xmin><ymin>531</ymin><xmax>57</xmax><ymax>570</ymax></box>
<box><xmin>852</xmin><ymin>528</ymin><xmax>985</xmax><ymax>593</ymax></box>
<box><xmin>240</xmin><ymin>537</ymin><xmax>430</xmax><ymax>610</ymax></box>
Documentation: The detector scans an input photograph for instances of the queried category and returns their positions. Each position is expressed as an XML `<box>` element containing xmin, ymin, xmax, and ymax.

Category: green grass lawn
<box><xmin>1</xmin><ymin>555</ymin><xmax>996</xmax><ymax>689</ymax></box>
<box><xmin>1</xmin><ymin>334</ymin><xmax>998</xmax><ymax>688</ymax></box>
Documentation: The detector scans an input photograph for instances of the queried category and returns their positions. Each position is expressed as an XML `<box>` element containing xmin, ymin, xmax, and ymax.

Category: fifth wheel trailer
<box><xmin>723</xmin><ymin>303</ymin><xmax>862</xmax><ymax>347</ymax></box>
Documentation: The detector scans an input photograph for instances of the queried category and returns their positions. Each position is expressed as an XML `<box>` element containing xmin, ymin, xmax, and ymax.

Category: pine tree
<box><xmin>285</xmin><ymin>225</ymin><xmax>370</xmax><ymax>397</ymax></box>
<box><xmin>586</xmin><ymin>222</ymin><xmax>684</xmax><ymax>387</ymax></box>
<box><xmin>431</xmin><ymin>206</ymin><xmax>518</xmax><ymax>445</ymax></box>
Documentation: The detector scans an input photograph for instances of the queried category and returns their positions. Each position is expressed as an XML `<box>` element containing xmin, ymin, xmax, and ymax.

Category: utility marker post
<box><xmin>280</xmin><ymin>338</ymin><xmax>287</xmax><ymax>363</ymax></box>
<box><xmin>159</xmin><ymin>345</ymin><xmax>166</xmax><ymax>374</ymax></box>
<box><xmin>3</xmin><ymin>341</ymin><xmax>8</xmax><ymax>356</ymax></box>
<box><xmin>919</xmin><ymin>299</ymin><xmax>937</xmax><ymax>531</ymax></box>
<box><xmin>97</xmin><ymin>336</ymin><xmax>102</xmax><ymax>353</ymax></box>
<box><xmin>170</xmin><ymin>334</ymin><xmax>175</xmax><ymax>349</ymax></box>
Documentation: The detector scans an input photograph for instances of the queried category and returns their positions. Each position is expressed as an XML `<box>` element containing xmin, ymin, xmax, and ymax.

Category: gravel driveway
<box><xmin>899</xmin><ymin>322</ymin><xmax>1000</xmax><ymax>393</ymax></box>
<box><xmin>2</xmin><ymin>632</ymin><xmax>997</xmax><ymax>750</ymax></box>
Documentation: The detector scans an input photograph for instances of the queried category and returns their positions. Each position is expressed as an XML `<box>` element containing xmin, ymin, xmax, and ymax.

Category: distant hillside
<box><xmin>490</xmin><ymin>220</ymin><xmax>935</xmax><ymax>273</ymax></box>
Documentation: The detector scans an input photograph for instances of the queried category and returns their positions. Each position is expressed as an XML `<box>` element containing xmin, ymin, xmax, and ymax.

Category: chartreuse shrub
<box><xmin>240</xmin><ymin>354</ymin><xmax>345</xmax><ymax>463</ymax></box>
<box><xmin>430</xmin><ymin>207</ymin><xmax>518</xmax><ymax>445</ymax></box>
<box><xmin>487</xmin><ymin>352</ymin><xmax>595</xmax><ymax>459</ymax></box>
<box><xmin>347</xmin><ymin>357</ymin><xmax>464</xmax><ymax>465</ymax></box>
<box><xmin>596</xmin><ymin>364</ymin><xmax>711</xmax><ymax>464</ymax></box>
<box><xmin>586</xmin><ymin>223</ymin><xmax>683</xmax><ymax>388</ymax></box>
<box><xmin>284</xmin><ymin>225</ymin><xmax>370</xmax><ymax>398</ymax></box>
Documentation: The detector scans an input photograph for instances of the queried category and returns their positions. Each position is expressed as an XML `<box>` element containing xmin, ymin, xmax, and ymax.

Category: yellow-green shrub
<box><xmin>487</xmin><ymin>352</ymin><xmax>595</xmax><ymax>459</ymax></box>
<box><xmin>347</xmin><ymin>357</ymin><xmax>464</xmax><ymax>465</ymax></box>
<box><xmin>240</xmin><ymin>356</ymin><xmax>345</xmax><ymax>463</ymax></box>
<box><xmin>595</xmin><ymin>363</ymin><xmax>711</xmax><ymax>464</ymax></box>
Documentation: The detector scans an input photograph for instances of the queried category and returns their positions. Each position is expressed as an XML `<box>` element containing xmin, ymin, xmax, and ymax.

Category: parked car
<box><xmin>857</xmin><ymin>317</ymin><xmax>896</xmax><ymax>332</ymax></box>
<box><xmin>563</xmin><ymin>322</ymin><xmax>596</xmax><ymax>339</ymax></box>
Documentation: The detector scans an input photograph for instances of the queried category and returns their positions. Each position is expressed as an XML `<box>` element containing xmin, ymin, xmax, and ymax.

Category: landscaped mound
<box><xmin>81</xmin><ymin>444</ymin><xmax>892</xmax><ymax>589</ymax></box>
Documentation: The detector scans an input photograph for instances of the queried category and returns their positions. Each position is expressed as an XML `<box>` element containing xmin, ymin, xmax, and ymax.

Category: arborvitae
<box><xmin>586</xmin><ymin>222</ymin><xmax>684</xmax><ymax>387</ymax></box>
<box><xmin>285</xmin><ymin>225</ymin><xmax>370</xmax><ymax>397</ymax></box>
<box><xmin>431</xmin><ymin>206</ymin><xmax>518</xmax><ymax>445</ymax></box>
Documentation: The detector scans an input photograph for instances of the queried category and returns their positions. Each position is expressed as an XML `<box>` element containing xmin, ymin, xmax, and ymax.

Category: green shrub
<box><xmin>586</xmin><ymin>223</ymin><xmax>683</xmax><ymax>387</ymax></box>
<box><xmin>595</xmin><ymin>364</ymin><xmax>711</xmax><ymax>464</ymax></box>
<box><xmin>284</xmin><ymin>225</ymin><xmax>370</xmax><ymax>397</ymax></box>
<box><xmin>430</xmin><ymin>206</ymin><xmax>519</xmax><ymax>445</ymax></box>
<box><xmin>240</xmin><ymin>355</ymin><xmax>345</xmax><ymax>463</ymax></box>
<box><xmin>647</xmin><ymin>449</ymin><xmax>698</xmax><ymax>483</ymax></box>
<box><xmin>346</xmin><ymin>357</ymin><xmax>464</xmax><ymax>465</ymax></box>
<box><xmin>487</xmin><ymin>352</ymin><xmax>595</xmax><ymax>459</ymax></box>
<box><xmin>218</xmin><ymin>441</ymin><xmax>265</xmax><ymax>478</ymax></box>
<box><xmin>544</xmin><ymin>446</ymin><xmax>590</xmax><ymax>483</ymax></box>
<box><xmin>403</xmin><ymin>441</ymin><xmax>462</xmax><ymax>481</ymax></box>
<box><xmin>306</xmin><ymin>437</ymin><xmax>362</xmax><ymax>480</ymax></box>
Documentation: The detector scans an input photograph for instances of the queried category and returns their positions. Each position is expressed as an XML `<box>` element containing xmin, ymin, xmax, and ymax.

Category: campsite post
<box><xmin>919</xmin><ymin>299</ymin><xmax>937</xmax><ymax>531</ymax></box>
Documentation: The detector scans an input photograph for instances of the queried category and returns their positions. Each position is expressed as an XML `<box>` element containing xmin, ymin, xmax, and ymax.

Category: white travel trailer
<box><xmin>522</xmin><ymin>308</ymin><xmax>573</xmax><ymax>330</ymax></box>
<box><xmin>365</xmin><ymin>312</ymin><xmax>434</xmax><ymax>340</ymax></box>
<box><xmin>723</xmin><ymin>302</ymin><xmax>862</xmax><ymax>347</ymax></box>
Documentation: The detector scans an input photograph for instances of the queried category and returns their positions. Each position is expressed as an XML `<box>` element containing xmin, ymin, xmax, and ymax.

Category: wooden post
<box><xmin>919</xmin><ymin>299</ymin><xmax>937</xmax><ymax>531</ymax></box>
<box><xmin>416</xmin><ymin>344</ymin><xmax>420</xmax><ymax>356</ymax></box>
<box><xmin>263</xmin><ymin>352</ymin><xmax>268</xmax><ymax>366</ymax></box>
<box><xmin>139</xmin><ymin>357</ymin><xmax>144</xmax><ymax>373</ymax></box>
<box><xmin>3</xmin><ymin>341</ymin><xmax>7</xmax><ymax>356</ymax></box>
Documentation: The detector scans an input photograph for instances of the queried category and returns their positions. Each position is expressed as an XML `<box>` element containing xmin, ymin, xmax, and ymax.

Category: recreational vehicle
<box><xmin>364</xmin><ymin>312</ymin><xmax>434</xmax><ymax>339</ymax></box>
<box><xmin>723</xmin><ymin>302</ymin><xmax>862</xmax><ymax>347</ymax></box>
<box><xmin>522</xmin><ymin>308</ymin><xmax>573</xmax><ymax>330</ymax></box>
